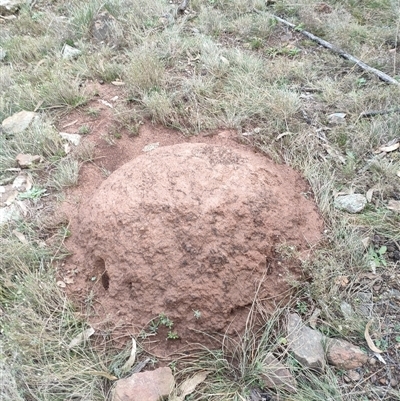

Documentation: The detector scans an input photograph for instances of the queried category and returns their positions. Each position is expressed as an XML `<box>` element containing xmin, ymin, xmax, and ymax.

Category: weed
<box><xmin>367</xmin><ymin>245</ymin><xmax>387</xmax><ymax>269</ymax></box>
<box><xmin>296</xmin><ymin>301</ymin><xmax>309</xmax><ymax>315</ymax></box>
<box><xmin>17</xmin><ymin>187</ymin><xmax>47</xmax><ymax>201</ymax></box>
<box><xmin>49</xmin><ymin>158</ymin><xmax>80</xmax><ymax>189</ymax></box>
<box><xmin>193</xmin><ymin>310</ymin><xmax>202</xmax><ymax>319</ymax></box>
<box><xmin>167</xmin><ymin>331</ymin><xmax>179</xmax><ymax>340</ymax></box>
<box><xmin>78</xmin><ymin>124</ymin><xmax>90</xmax><ymax>135</ymax></box>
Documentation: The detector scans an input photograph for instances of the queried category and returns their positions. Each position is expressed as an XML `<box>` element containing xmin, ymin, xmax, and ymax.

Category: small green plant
<box><xmin>78</xmin><ymin>125</ymin><xmax>90</xmax><ymax>135</ymax></box>
<box><xmin>86</xmin><ymin>108</ymin><xmax>100</xmax><ymax>117</ymax></box>
<box><xmin>18</xmin><ymin>187</ymin><xmax>47</xmax><ymax>200</ymax></box>
<box><xmin>158</xmin><ymin>313</ymin><xmax>173</xmax><ymax>329</ymax></box>
<box><xmin>368</xmin><ymin>245</ymin><xmax>387</xmax><ymax>269</ymax></box>
<box><xmin>296</xmin><ymin>301</ymin><xmax>308</xmax><ymax>314</ymax></box>
<box><xmin>193</xmin><ymin>310</ymin><xmax>202</xmax><ymax>319</ymax></box>
<box><xmin>250</xmin><ymin>37</ymin><xmax>263</xmax><ymax>50</ymax></box>
<box><xmin>167</xmin><ymin>331</ymin><xmax>179</xmax><ymax>340</ymax></box>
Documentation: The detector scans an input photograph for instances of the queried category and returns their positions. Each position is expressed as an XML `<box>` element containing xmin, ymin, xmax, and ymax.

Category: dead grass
<box><xmin>1</xmin><ymin>0</ymin><xmax>400</xmax><ymax>399</ymax></box>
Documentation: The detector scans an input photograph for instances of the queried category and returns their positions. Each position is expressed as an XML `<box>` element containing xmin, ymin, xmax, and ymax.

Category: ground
<box><xmin>1</xmin><ymin>1</ymin><xmax>400</xmax><ymax>400</ymax></box>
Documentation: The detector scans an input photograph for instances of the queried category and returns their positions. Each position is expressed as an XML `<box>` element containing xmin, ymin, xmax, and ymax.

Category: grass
<box><xmin>1</xmin><ymin>0</ymin><xmax>400</xmax><ymax>399</ymax></box>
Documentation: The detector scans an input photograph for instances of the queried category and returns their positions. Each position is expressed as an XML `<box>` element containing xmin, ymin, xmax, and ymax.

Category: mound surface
<box><xmin>65</xmin><ymin>143</ymin><xmax>323</xmax><ymax>347</ymax></box>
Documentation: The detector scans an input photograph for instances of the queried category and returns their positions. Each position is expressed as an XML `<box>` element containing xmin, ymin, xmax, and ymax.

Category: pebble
<box><xmin>390</xmin><ymin>379</ymin><xmax>398</xmax><ymax>387</ymax></box>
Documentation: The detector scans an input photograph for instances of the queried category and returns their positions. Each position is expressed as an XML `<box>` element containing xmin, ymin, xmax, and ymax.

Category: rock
<box><xmin>65</xmin><ymin>143</ymin><xmax>324</xmax><ymax>347</ymax></box>
<box><xmin>62</xmin><ymin>44</ymin><xmax>82</xmax><ymax>60</ymax></box>
<box><xmin>0</xmin><ymin>0</ymin><xmax>30</xmax><ymax>15</ymax></box>
<box><xmin>346</xmin><ymin>369</ymin><xmax>361</xmax><ymax>382</ymax></box>
<box><xmin>112</xmin><ymin>367</ymin><xmax>174</xmax><ymax>401</ymax></box>
<box><xmin>91</xmin><ymin>11</ymin><xmax>118</xmax><ymax>45</ymax></box>
<box><xmin>0</xmin><ymin>204</ymin><xmax>20</xmax><ymax>224</ymax></box>
<box><xmin>261</xmin><ymin>352</ymin><xmax>297</xmax><ymax>392</ymax></box>
<box><xmin>287</xmin><ymin>313</ymin><xmax>325</xmax><ymax>372</ymax></box>
<box><xmin>390</xmin><ymin>379</ymin><xmax>398</xmax><ymax>387</ymax></box>
<box><xmin>0</xmin><ymin>47</ymin><xmax>6</xmax><ymax>61</ymax></box>
<box><xmin>328</xmin><ymin>113</ymin><xmax>346</xmax><ymax>125</ymax></box>
<box><xmin>334</xmin><ymin>194</ymin><xmax>367</xmax><ymax>213</ymax></box>
<box><xmin>59</xmin><ymin>132</ymin><xmax>81</xmax><ymax>146</ymax></box>
<box><xmin>1</xmin><ymin>110</ymin><xmax>39</xmax><ymax>135</ymax></box>
<box><xmin>15</xmin><ymin>153</ymin><xmax>42</xmax><ymax>168</ymax></box>
<box><xmin>12</xmin><ymin>174</ymin><xmax>32</xmax><ymax>192</ymax></box>
<box><xmin>326</xmin><ymin>338</ymin><xmax>368</xmax><ymax>370</ymax></box>
<box><xmin>0</xmin><ymin>185</ymin><xmax>18</xmax><ymax>206</ymax></box>
<box><xmin>340</xmin><ymin>301</ymin><xmax>354</xmax><ymax>320</ymax></box>
<box><xmin>355</xmin><ymin>291</ymin><xmax>372</xmax><ymax>317</ymax></box>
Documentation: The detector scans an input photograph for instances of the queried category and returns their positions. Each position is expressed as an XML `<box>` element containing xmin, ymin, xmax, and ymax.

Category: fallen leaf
<box><xmin>57</xmin><ymin>280</ymin><xmax>66</xmax><ymax>288</ymax></box>
<box><xmin>171</xmin><ymin>371</ymin><xmax>209</xmax><ymax>401</ymax></box>
<box><xmin>361</xmin><ymin>237</ymin><xmax>370</xmax><ymax>249</ymax></box>
<box><xmin>275</xmin><ymin>132</ymin><xmax>292</xmax><ymax>141</ymax></box>
<box><xmin>68</xmin><ymin>327</ymin><xmax>95</xmax><ymax>349</ymax></box>
<box><xmin>364</xmin><ymin>320</ymin><xmax>383</xmax><ymax>354</ymax></box>
<box><xmin>379</xmin><ymin>142</ymin><xmax>399</xmax><ymax>153</ymax></box>
<box><xmin>387</xmin><ymin>199</ymin><xmax>400</xmax><ymax>212</ymax></box>
<box><xmin>121</xmin><ymin>338</ymin><xmax>137</xmax><ymax>373</ymax></box>
<box><xmin>12</xmin><ymin>230</ymin><xmax>28</xmax><ymax>244</ymax></box>
<box><xmin>87</xmin><ymin>370</ymin><xmax>118</xmax><ymax>380</ymax></box>
<box><xmin>366</xmin><ymin>188</ymin><xmax>375</xmax><ymax>203</ymax></box>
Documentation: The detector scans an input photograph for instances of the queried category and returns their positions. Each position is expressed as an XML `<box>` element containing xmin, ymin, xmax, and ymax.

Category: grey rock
<box><xmin>328</xmin><ymin>112</ymin><xmax>346</xmax><ymax>125</ymax></box>
<box><xmin>92</xmin><ymin>11</ymin><xmax>118</xmax><ymax>45</ymax></box>
<box><xmin>1</xmin><ymin>110</ymin><xmax>39</xmax><ymax>135</ymax></box>
<box><xmin>112</xmin><ymin>367</ymin><xmax>174</xmax><ymax>401</ymax></box>
<box><xmin>326</xmin><ymin>338</ymin><xmax>368</xmax><ymax>370</ymax></box>
<box><xmin>0</xmin><ymin>47</ymin><xmax>6</xmax><ymax>61</ymax></box>
<box><xmin>62</xmin><ymin>44</ymin><xmax>82</xmax><ymax>60</ymax></box>
<box><xmin>15</xmin><ymin>153</ymin><xmax>42</xmax><ymax>168</ymax></box>
<box><xmin>355</xmin><ymin>291</ymin><xmax>372</xmax><ymax>317</ymax></box>
<box><xmin>0</xmin><ymin>204</ymin><xmax>20</xmax><ymax>224</ymax></box>
<box><xmin>334</xmin><ymin>194</ymin><xmax>367</xmax><ymax>213</ymax></box>
<box><xmin>0</xmin><ymin>0</ymin><xmax>30</xmax><ymax>15</ymax></box>
<box><xmin>287</xmin><ymin>313</ymin><xmax>325</xmax><ymax>372</ymax></box>
<box><xmin>261</xmin><ymin>352</ymin><xmax>297</xmax><ymax>392</ymax></box>
<box><xmin>340</xmin><ymin>301</ymin><xmax>354</xmax><ymax>320</ymax></box>
<box><xmin>59</xmin><ymin>132</ymin><xmax>81</xmax><ymax>146</ymax></box>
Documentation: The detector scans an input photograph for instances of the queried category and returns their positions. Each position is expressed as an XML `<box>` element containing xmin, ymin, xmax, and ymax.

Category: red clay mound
<box><xmin>64</xmin><ymin>142</ymin><xmax>323</xmax><ymax>350</ymax></box>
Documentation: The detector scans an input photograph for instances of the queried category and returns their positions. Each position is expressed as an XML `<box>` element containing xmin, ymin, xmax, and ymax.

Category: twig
<box><xmin>359</xmin><ymin>108</ymin><xmax>400</xmax><ymax>118</ymax></box>
<box><xmin>272</xmin><ymin>14</ymin><xmax>400</xmax><ymax>86</ymax></box>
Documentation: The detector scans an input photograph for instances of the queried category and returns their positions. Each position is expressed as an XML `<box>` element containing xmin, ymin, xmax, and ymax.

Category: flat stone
<box><xmin>112</xmin><ymin>367</ymin><xmax>174</xmax><ymax>401</ymax></box>
<box><xmin>0</xmin><ymin>204</ymin><xmax>20</xmax><ymax>224</ymax></box>
<box><xmin>0</xmin><ymin>47</ymin><xmax>6</xmax><ymax>61</ymax></box>
<box><xmin>0</xmin><ymin>0</ymin><xmax>30</xmax><ymax>15</ymax></box>
<box><xmin>15</xmin><ymin>153</ymin><xmax>42</xmax><ymax>168</ymax></box>
<box><xmin>326</xmin><ymin>338</ymin><xmax>368</xmax><ymax>370</ymax></box>
<box><xmin>59</xmin><ymin>132</ymin><xmax>81</xmax><ymax>146</ymax></box>
<box><xmin>334</xmin><ymin>194</ymin><xmax>367</xmax><ymax>213</ymax></box>
<box><xmin>261</xmin><ymin>352</ymin><xmax>297</xmax><ymax>392</ymax></box>
<box><xmin>62</xmin><ymin>44</ymin><xmax>82</xmax><ymax>60</ymax></box>
<box><xmin>287</xmin><ymin>313</ymin><xmax>325</xmax><ymax>372</ymax></box>
<box><xmin>1</xmin><ymin>110</ymin><xmax>39</xmax><ymax>135</ymax></box>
